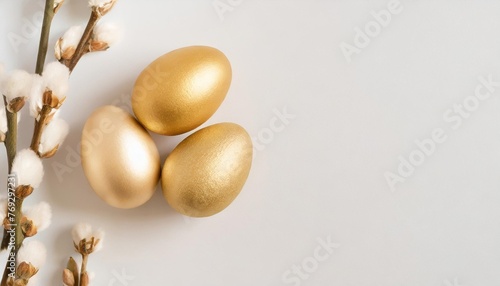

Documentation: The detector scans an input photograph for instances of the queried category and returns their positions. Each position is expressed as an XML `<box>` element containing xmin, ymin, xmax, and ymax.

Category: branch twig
<box><xmin>30</xmin><ymin>106</ymin><xmax>53</xmax><ymax>155</ymax></box>
<box><xmin>0</xmin><ymin>96</ymin><xmax>18</xmax><ymax>256</ymax></box>
<box><xmin>66</xmin><ymin>10</ymin><xmax>100</xmax><ymax>72</ymax></box>
<box><xmin>36</xmin><ymin>0</ymin><xmax>55</xmax><ymax>75</ymax></box>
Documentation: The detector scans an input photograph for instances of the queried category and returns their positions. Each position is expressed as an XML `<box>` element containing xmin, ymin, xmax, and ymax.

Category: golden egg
<box><xmin>132</xmin><ymin>46</ymin><xmax>232</xmax><ymax>136</ymax></box>
<box><xmin>162</xmin><ymin>123</ymin><xmax>253</xmax><ymax>217</ymax></box>
<box><xmin>81</xmin><ymin>105</ymin><xmax>160</xmax><ymax>209</ymax></box>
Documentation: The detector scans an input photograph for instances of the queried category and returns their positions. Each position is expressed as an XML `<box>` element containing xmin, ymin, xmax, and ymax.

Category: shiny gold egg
<box><xmin>81</xmin><ymin>105</ymin><xmax>161</xmax><ymax>209</ymax></box>
<box><xmin>132</xmin><ymin>46</ymin><xmax>232</xmax><ymax>136</ymax></box>
<box><xmin>162</xmin><ymin>123</ymin><xmax>253</xmax><ymax>217</ymax></box>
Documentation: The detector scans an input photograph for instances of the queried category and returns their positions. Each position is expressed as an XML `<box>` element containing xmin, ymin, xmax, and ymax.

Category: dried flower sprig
<box><xmin>0</xmin><ymin>0</ymin><xmax>118</xmax><ymax>285</ymax></box>
<box><xmin>63</xmin><ymin>223</ymin><xmax>104</xmax><ymax>286</ymax></box>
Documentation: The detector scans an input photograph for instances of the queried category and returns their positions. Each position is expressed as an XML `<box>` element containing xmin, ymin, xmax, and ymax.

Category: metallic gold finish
<box><xmin>81</xmin><ymin>105</ymin><xmax>160</xmax><ymax>209</ymax></box>
<box><xmin>162</xmin><ymin>123</ymin><xmax>253</xmax><ymax>217</ymax></box>
<box><xmin>132</xmin><ymin>46</ymin><xmax>232</xmax><ymax>135</ymax></box>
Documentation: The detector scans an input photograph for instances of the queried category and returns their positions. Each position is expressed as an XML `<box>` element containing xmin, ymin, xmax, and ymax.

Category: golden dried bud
<box><xmin>42</xmin><ymin>90</ymin><xmax>62</xmax><ymax>109</ymax></box>
<box><xmin>56</xmin><ymin>38</ymin><xmax>77</xmax><ymax>61</ymax></box>
<box><xmin>16</xmin><ymin>262</ymin><xmax>38</xmax><ymax>280</ymax></box>
<box><xmin>20</xmin><ymin>217</ymin><xmax>37</xmax><ymax>238</ymax></box>
<box><xmin>15</xmin><ymin>185</ymin><xmax>33</xmax><ymax>199</ymax></box>
<box><xmin>41</xmin><ymin>145</ymin><xmax>60</xmax><ymax>159</ymax></box>
<box><xmin>89</xmin><ymin>40</ymin><xmax>109</xmax><ymax>52</ymax></box>
<box><xmin>80</xmin><ymin>272</ymin><xmax>89</xmax><ymax>286</ymax></box>
<box><xmin>12</xmin><ymin>279</ymin><xmax>27</xmax><ymax>286</ymax></box>
<box><xmin>8</xmin><ymin>97</ymin><xmax>26</xmax><ymax>113</ymax></box>
<box><xmin>66</xmin><ymin>257</ymin><xmax>80</xmax><ymax>285</ymax></box>
<box><xmin>62</xmin><ymin>269</ymin><xmax>75</xmax><ymax>286</ymax></box>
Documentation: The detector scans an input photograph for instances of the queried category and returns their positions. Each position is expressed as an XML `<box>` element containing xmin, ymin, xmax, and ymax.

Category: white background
<box><xmin>1</xmin><ymin>0</ymin><xmax>500</xmax><ymax>285</ymax></box>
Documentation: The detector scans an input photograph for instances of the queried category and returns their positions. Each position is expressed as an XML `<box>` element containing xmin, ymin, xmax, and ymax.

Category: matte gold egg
<box><xmin>132</xmin><ymin>46</ymin><xmax>232</xmax><ymax>136</ymax></box>
<box><xmin>81</xmin><ymin>105</ymin><xmax>161</xmax><ymax>209</ymax></box>
<box><xmin>162</xmin><ymin>123</ymin><xmax>253</xmax><ymax>217</ymax></box>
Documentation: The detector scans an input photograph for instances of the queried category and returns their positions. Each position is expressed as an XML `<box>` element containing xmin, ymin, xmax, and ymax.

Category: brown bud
<box><xmin>16</xmin><ymin>262</ymin><xmax>37</xmax><ymax>280</ymax></box>
<box><xmin>66</xmin><ymin>257</ymin><xmax>79</xmax><ymax>286</ymax></box>
<box><xmin>12</xmin><ymin>279</ymin><xmax>26</xmax><ymax>286</ymax></box>
<box><xmin>75</xmin><ymin>237</ymin><xmax>100</xmax><ymax>255</ymax></box>
<box><xmin>80</xmin><ymin>272</ymin><xmax>89</xmax><ymax>286</ymax></box>
<box><xmin>62</xmin><ymin>46</ymin><xmax>76</xmax><ymax>61</ymax></box>
<box><xmin>41</xmin><ymin>145</ymin><xmax>60</xmax><ymax>159</ymax></box>
<box><xmin>42</xmin><ymin>90</ymin><xmax>61</xmax><ymax>109</ymax></box>
<box><xmin>8</xmin><ymin>97</ymin><xmax>26</xmax><ymax>113</ymax></box>
<box><xmin>56</xmin><ymin>38</ymin><xmax>77</xmax><ymax>61</ymax></box>
<box><xmin>20</xmin><ymin>217</ymin><xmax>37</xmax><ymax>238</ymax></box>
<box><xmin>89</xmin><ymin>40</ymin><xmax>109</xmax><ymax>52</ymax></box>
<box><xmin>15</xmin><ymin>185</ymin><xmax>33</xmax><ymax>199</ymax></box>
<box><xmin>63</xmin><ymin>269</ymin><xmax>75</xmax><ymax>286</ymax></box>
<box><xmin>0</xmin><ymin>132</ymin><xmax>6</xmax><ymax>142</ymax></box>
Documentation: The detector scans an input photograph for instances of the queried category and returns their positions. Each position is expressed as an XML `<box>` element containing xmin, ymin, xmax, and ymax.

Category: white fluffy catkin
<box><xmin>17</xmin><ymin>240</ymin><xmax>47</xmax><ymax>268</ymax></box>
<box><xmin>94</xmin><ymin>22</ymin><xmax>121</xmax><ymax>46</ymax></box>
<box><xmin>42</xmin><ymin>61</ymin><xmax>70</xmax><ymax>100</ymax></box>
<box><xmin>72</xmin><ymin>223</ymin><xmax>105</xmax><ymax>252</ymax></box>
<box><xmin>61</xmin><ymin>26</ymin><xmax>84</xmax><ymax>51</ymax></box>
<box><xmin>39</xmin><ymin>118</ymin><xmax>69</xmax><ymax>154</ymax></box>
<box><xmin>11</xmin><ymin>149</ymin><xmax>44</xmax><ymax>188</ymax></box>
<box><xmin>0</xmin><ymin>70</ymin><xmax>33</xmax><ymax>103</ymax></box>
<box><xmin>23</xmin><ymin>201</ymin><xmax>52</xmax><ymax>232</ymax></box>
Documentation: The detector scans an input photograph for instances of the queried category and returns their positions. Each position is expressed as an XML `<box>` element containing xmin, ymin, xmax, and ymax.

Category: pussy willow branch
<box><xmin>32</xmin><ymin>7</ymin><xmax>102</xmax><ymax>157</ymax></box>
<box><xmin>66</xmin><ymin>9</ymin><xmax>100</xmax><ymax>72</ymax></box>
<box><xmin>1</xmin><ymin>1</ymin><xmax>55</xmax><ymax>285</ymax></box>
<box><xmin>29</xmin><ymin>0</ymin><xmax>55</xmax><ymax>158</ymax></box>
<box><xmin>31</xmin><ymin>0</ymin><xmax>55</xmax><ymax>155</ymax></box>
<box><xmin>0</xmin><ymin>101</ymin><xmax>20</xmax><ymax>286</ymax></box>
<box><xmin>31</xmin><ymin>7</ymin><xmax>102</xmax><ymax>161</ymax></box>
<box><xmin>0</xmin><ymin>98</ymin><xmax>17</xmax><ymax>249</ymax></box>
<box><xmin>0</xmin><ymin>0</ymin><xmax>55</xmax><ymax>248</ymax></box>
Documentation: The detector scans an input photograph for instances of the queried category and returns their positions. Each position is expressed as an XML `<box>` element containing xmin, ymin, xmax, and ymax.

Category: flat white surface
<box><xmin>1</xmin><ymin>0</ymin><xmax>500</xmax><ymax>285</ymax></box>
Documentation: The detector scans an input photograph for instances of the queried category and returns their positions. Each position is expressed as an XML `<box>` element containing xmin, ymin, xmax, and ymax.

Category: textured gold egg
<box><xmin>132</xmin><ymin>46</ymin><xmax>232</xmax><ymax>136</ymax></box>
<box><xmin>81</xmin><ymin>105</ymin><xmax>161</xmax><ymax>209</ymax></box>
<box><xmin>162</xmin><ymin>123</ymin><xmax>253</xmax><ymax>217</ymax></box>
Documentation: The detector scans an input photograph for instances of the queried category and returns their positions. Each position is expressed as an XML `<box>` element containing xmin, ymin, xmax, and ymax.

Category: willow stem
<box><xmin>3</xmin><ymin>100</ymin><xmax>17</xmax><ymax>173</ymax></box>
<box><xmin>30</xmin><ymin>106</ymin><xmax>52</xmax><ymax>155</ymax></box>
<box><xmin>35</xmin><ymin>0</ymin><xmax>55</xmax><ymax>75</ymax></box>
<box><xmin>80</xmin><ymin>254</ymin><xmax>88</xmax><ymax>286</ymax></box>
<box><xmin>66</xmin><ymin>10</ymin><xmax>100</xmax><ymax>72</ymax></box>
<box><xmin>1</xmin><ymin>96</ymin><xmax>18</xmax><ymax>254</ymax></box>
<box><xmin>0</xmin><ymin>98</ymin><xmax>22</xmax><ymax>286</ymax></box>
